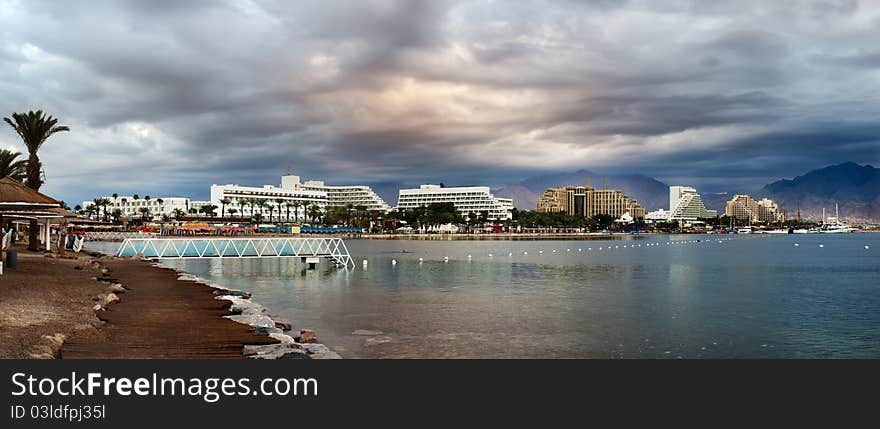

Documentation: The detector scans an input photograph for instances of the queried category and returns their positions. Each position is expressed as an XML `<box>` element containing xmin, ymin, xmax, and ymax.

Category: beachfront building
<box><xmin>646</xmin><ymin>209</ymin><xmax>672</xmax><ymax>222</ymax></box>
<box><xmin>82</xmin><ymin>196</ymin><xmax>189</xmax><ymax>218</ymax></box>
<box><xmin>209</xmin><ymin>174</ymin><xmax>390</xmax><ymax>220</ymax></box>
<box><xmin>725</xmin><ymin>195</ymin><xmax>784</xmax><ymax>223</ymax></box>
<box><xmin>397</xmin><ymin>184</ymin><xmax>514</xmax><ymax>220</ymax></box>
<box><xmin>536</xmin><ymin>186</ymin><xmax>646</xmax><ymax>220</ymax></box>
<box><xmin>668</xmin><ymin>186</ymin><xmax>716</xmax><ymax>222</ymax></box>
<box><xmin>298</xmin><ymin>178</ymin><xmax>391</xmax><ymax>212</ymax></box>
<box><xmin>209</xmin><ymin>180</ymin><xmax>327</xmax><ymax>220</ymax></box>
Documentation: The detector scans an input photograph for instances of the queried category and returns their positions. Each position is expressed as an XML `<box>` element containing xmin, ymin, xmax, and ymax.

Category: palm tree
<box><xmin>0</xmin><ymin>149</ymin><xmax>27</xmax><ymax>181</ymax></box>
<box><xmin>132</xmin><ymin>194</ymin><xmax>139</xmax><ymax>201</ymax></box>
<box><xmin>138</xmin><ymin>207</ymin><xmax>151</xmax><ymax>221</ymax></box>
<box><xmin>283</xmin><ymin>202</ymin><xmax>291</xmax><ymax>222</ymax></box>
<box><xmin>267</xmin><ymin>203</ymin><xmax>275</xmax><ymax>223</ymax></box>
<box><xmin>219</xmin><ymin>198</ymin><xmax>231</xmax><ymax>218</ymax></box>
<box><xmin>308</xmin><ymin>204</ymin><xmax>321</xmax><ymax>224</ymax></box>
<box><xmin>3</xmin><ymin>110</ymin><xmax>69</xmax><ymax>190</ymax></box>
<box><xmin>274</xmin><ymin>199</ymin><xmax>285</xmax><ymax>223</ymax></box>
<box><xmin>111</xmin><ymin>209</ymin><xmax>123</xmax><ymax>224</ymax></box>
<box><xmin>156</xmin><ymin>198</ymin><xmax>164</xmax><ymax>216</ymax></box>
<box><xmin>3</xmin><ymin>110</ymin><xmax>69</xmax><ymax>250</ymax></box>
<box><xmin>291</xmin><ymin>201</ymin><xmax>302</xmax><ymax>224</ymax></box>
<box><xmin>228</xmin><ymin>208</ymin><xmax>238</xmax><ymax>217</ymax></box>
<box><xmin>257</xmin><ymin>200</ymin><xmax>267</xmax><ymax>219</ymax></box>
<box><xmin>172</xmin><ymin>208</ymin><xmax>186</xmax><ymax>221</ymax></box>
<box><xmin>74</xmin><ymin>204</ymin><xmax>82</xmax><ymax>213</ymax></box>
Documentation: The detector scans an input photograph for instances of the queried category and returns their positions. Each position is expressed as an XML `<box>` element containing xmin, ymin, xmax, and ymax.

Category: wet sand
<box><xmin>62</xmin><ymin>257</ymin><xmax>277</xmax><ymax>359</ymax></box>
<box><xmin>1</xmin><ymin>247</ymin><xmax>278</xmax><ymax>359</ymax></box>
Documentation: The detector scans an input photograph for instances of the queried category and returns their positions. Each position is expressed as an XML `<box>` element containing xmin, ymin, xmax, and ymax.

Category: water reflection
<box><xmin>90</xmin><ymin>234</ymin><xmax>880</xmax><ymax>358</ymax></box>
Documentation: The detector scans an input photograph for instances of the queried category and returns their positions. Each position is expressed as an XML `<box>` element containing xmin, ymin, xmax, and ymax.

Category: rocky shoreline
<box><xmin>155</xmin><ymin>262</ymin><xmax>342</xmax><ymax>359</ymax></box>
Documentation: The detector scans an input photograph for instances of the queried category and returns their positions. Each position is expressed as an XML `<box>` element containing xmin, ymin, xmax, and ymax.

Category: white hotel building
<box><xmin>210</xmin><ymin>174</ymin><xmax>390</xmax><ymax>218</ymax></box>
<box><xmin>646</xmin><ymin>186</ymin><xmax>716</xmax><ymax>222</ymax></box>
<box><xmin>397</xmin><ymin>184</ymin><xmax>514</xmax><ymax>220</ymax></box>
<box><xmin>82</xmin><ymin>196</ymin><xmax>190</xmax><ymax>218</ymax></box>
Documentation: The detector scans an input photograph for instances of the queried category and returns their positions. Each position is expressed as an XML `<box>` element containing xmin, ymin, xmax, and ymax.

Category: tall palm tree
<box><xmin>172</xmin><ymin>208</ymin><xmax>186</xmax><ymax>221</ymax></box>
<box><xmin>3</xmin><ymin>110</ymin><xmax>69</xmax><ymax>190</ymax></box>
<box><xmin>283</xmin><ymin>202</ymin><xmax>291</xmax><ymax>223</ymax></box>
<box><xmin>219</xmin><ymin>198</ymin><xmax>231</xmax><ymax>218</ymax></box>
<box><xmin>138</xmin><ymin>207</ymin><xmax>151</xmax><ymax>221</ymax></box>
<box><xmin>156</xmin><ymin>198</ymin><xmax>164</xmax><ymax>216</ymax></box>
<box><xmin>274</xmin><ymin>199</ymin><xmax>285</xmax><ymax>223</ymax></box>
<box><xmin>0</xmin><ymin>149</ymin><xmax>27</xmax><ymax>181</ymax></box>
<box><xmin>267</xmin><ymin>203</ymin><xmax>275</xmax><ymax>223</ymax></box>
<box><xmin>111</xmin><ymin>209</ymin><xmax>123</xmax><ymax>224</ymax></box>
<box><xmin>3</xmin><ymin>110</ymin><xmax>69</xmax><ymax>250</ymax></box>
<box><xmin>228</xmin><ymin>208</ymin><xmax>238</xmax><ymax>217</ymax></box>
<box><xmin>292</xmin><ymin>201</ymin><xmax>302</xmax><ymax>224</ymax></box>
<box><xmin>308</xmin><ymin>204</ymin><xmax>321</xmax><ymax>224</ymax></box>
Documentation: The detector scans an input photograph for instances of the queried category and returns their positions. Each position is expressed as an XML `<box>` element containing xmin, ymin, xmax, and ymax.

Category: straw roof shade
<box><xmin>0</xmin><ymin>176</ymin><xmax>60</xmax><ymax>211</ymax></box>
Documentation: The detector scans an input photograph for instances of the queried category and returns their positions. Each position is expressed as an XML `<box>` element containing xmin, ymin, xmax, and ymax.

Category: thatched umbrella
<box><xmin>0</xmin><ymin>176</ymin><xmax>62</xmax><ymax>269</ymax></box>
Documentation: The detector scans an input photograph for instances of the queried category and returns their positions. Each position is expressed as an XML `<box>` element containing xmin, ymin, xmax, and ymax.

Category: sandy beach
<box><xmin>0</xmin><ymin>249</ymin><xmax>108</xmax><ymax>358</ymax></box>
<box><xmin>0</xmin><ymin>246</ymin><xmax>294</xmax><ymax>359</ymax></box>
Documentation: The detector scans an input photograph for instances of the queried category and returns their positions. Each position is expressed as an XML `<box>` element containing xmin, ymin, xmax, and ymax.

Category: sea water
<box><xmin>89</xmin><ymin>234</ymin><xmax>880</xmax><ymax>358</ymax></box>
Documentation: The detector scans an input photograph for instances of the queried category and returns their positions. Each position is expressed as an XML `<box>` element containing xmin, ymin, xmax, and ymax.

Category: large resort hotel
<box><xmin>397</xmin><ymin>185</ymin><xmax>515</xmax><ymax>220</ymax></box>
<box><xmin>209</xmin><ymin>174</ymin><xmax>391</xmax><ymax>217</ymax></box>
<box><xmin>646</xmin><ymin>186</ymin><xmax>717</xmax><ymax>223</ymax></box>
<box><xmin>537</xmin><ymin>185</ymin><xmax>647</xmax><ymax>220</ymax></box>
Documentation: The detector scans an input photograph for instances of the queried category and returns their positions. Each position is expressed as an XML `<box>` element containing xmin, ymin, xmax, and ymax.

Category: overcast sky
<box><xmin>1</xmin><ymin>0</ymin><xmax>879</xmax><ymax>205</ymax></box>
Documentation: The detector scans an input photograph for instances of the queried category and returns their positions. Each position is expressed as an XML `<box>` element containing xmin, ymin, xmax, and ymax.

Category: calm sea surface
<box><xmin>90</xmin><ymin>234</ymin><xmax>880</xmax><ymax>358</ymax></box>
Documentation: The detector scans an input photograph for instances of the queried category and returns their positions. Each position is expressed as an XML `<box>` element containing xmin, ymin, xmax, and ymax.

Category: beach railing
<box><xmin>116</xmin><ymin>237</ymin><xmax>355</xmax><ymax>268</ymax></box>
<box><xmin>83</xmin><ymin>231</ymin><xmax>158</xmax><ymax>241</ymax></box>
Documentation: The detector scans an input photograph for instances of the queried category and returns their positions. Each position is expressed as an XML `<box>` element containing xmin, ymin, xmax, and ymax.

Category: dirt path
<box><xmin>0</xmin><ymin>250</ymin><xmax>108</xmax><ymax>358</ymax></box>
<box><xmin>61</xmin><ymin>258</ymin><xmax>277</xmax><ymax>359</ymax></box>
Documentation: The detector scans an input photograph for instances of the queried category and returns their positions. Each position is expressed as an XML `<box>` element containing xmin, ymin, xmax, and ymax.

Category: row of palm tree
<box><xmin>214</xmin><ymin>198</ymin><xmax>320</xmax><ymax>223</ymax></box>
<box><xmin>3</xmin><ymin>110</ymin><xmax>69</xmax><ymax>250</ymax></box>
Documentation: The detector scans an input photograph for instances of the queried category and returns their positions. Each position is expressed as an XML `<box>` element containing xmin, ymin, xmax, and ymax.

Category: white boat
<box><xmin>737</xmin><ymin>227</ymin><xmax>752</xmax><ymax>234</ymax></box>
<box><xmin>765</xmin><ymin>229</ymin><xmax>789</xmax><ymax>234</ymax></box>
<box><xmin>792</xmin><ymin>228</ymin><xmax>818</xmax><ymax>234</ymax></box>
<box><xmin>820</xmin><ymin>204</ymin><xmax>854</xmax><ymax>233</ymax></box>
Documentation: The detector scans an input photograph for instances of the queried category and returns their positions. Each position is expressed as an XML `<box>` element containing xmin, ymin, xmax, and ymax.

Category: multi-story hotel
<box><xmin>209</xmin><ymin>174</ymin><xmax>389</xmax><ymax>218</ymax></box>
<box><xmin>82</xmin><ymin>196</ymin><xmax>189</xmax><ymax>218</ymax></box>
<box><xmin>397</xmin><ymin>184</ymin><xmax>514</xmax><ymax>220</ymax></box>
<box><xmin>725</xmin><ymin>195</ymin><xmax>784</xmax><ymax>223</ymax></box>
<box><xmin>667</xmin><ymin>186</ymin><xmax>716</xmax><ymax>221</ymax></box>
<box><xmin>536</xmin><ymin>186</ymin><xmax>646</xmax><ymax>220</ymax></box>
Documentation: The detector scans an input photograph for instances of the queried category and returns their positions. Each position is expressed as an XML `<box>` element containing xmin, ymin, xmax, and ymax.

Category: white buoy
<box><xmin>578</xmin><ymin>248</ymin><xmax>582</xmax><ymax>252</ymax></box>
<box><xmin>419</xmin><ymin>257</ymin><xmax>424</xmax><ymax>262</ymax></box>
<box><xmin>567</xmin><ymin>249</ymin><xmax>571</xmax><ymax>252</ymax></box>
<box><xmin>444</xmin><ymin>256</ymin><xmax>449</xmax><ymax>260</ymax></box>
<box><xmin>362</xmin><ymin>259</ymin><xmax>368</xmax><ymax>267</ymax></box>
<box><xmin>819</xmin><ymin>244</ymin><xmax>824</xmax><ymax>248</ymax></box>
<box><xmin>794</xmin><ymin>243</ymin><xmax>799</xmax><ymax>247</ymax></box>
<box><xmin>539</xmin><ymin>250</ymin><xmax>544</xmax><ymax>254</ymax></box>
<box><xmin>552</xmin><ymin>249</ymin><xmax>557</xmax><ymax>253</ymax></box>
<box><xmin>508</xmin><ymin>252</ymin><xmax>513</xmax><ymax>257</ymax></box>
<box><xmin>588</xmin><ymin>247</ymin><xmax>592</xmax><ymax>251</ymax></box>
<box><xmin>615</xmin><ymin>245</ymin><xmax>619</xmax><ymax>249</ymax></box>
<box><xmin>488</xmin><ymin>253</ymin><xmax>493</xmax><ymax>257</ymax></box>
<box><xmin>524</xmin><ymin>251</ymin><xmax>528</xmax><ymax>255</ymax></box>
<box><xmin>599</xmin><ymin>247</ymin><xmax>603</xmax><ymax>250</ymax></box>
<box><xmin>865</xmin><ymin>246</ymin><xmax>870</xmax><ymax>250</ymax></box>
<box><xmin>467</xmin><ymin>254</ymin><xmax>472</xmax><ymax>261</ymax></box>
<box><xmin>391</xmin><ymin>259</ymin><xmax>397</xmax><ymax>265</ymax></box>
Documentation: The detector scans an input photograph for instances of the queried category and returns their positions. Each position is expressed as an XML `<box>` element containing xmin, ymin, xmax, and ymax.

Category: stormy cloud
<box><xmin>1</xmin><ymin>0</ymin><xmax>878</xmax><ymax>204</ymax></box>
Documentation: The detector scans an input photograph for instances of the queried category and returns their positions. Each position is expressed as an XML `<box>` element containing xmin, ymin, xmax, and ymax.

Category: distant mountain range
<box><xmin>490</xmin><ymin>162</ymin><xmax>879</xmax><ymax>221</ymax></box>
<box><xmin>760</xmin><ymin>162</ymin><xmax>880</xmax><ymax>221</ymax></box>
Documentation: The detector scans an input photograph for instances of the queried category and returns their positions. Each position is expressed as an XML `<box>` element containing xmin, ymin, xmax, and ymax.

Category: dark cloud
<box><xmin>0</xmin><ymin>0</ymin><xmax>878</xmax><ymax>206</ymax></box>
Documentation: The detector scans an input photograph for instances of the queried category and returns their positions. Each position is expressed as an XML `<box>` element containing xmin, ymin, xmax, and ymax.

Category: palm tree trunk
<box><xmin>28</xmin><ymin>220</ymin><xmax>39</xmax><ymax>251</ymax></box>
